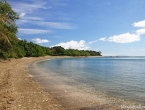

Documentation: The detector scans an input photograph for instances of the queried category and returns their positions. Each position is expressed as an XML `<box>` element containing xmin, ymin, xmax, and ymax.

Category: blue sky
<box><xmin>9</xmin><ymin>0</ymin><xmax>145</xmax><ymax>56</ymax></box>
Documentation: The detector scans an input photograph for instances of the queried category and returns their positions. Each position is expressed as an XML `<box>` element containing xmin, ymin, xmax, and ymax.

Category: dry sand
<box><xmin>0</xmin><ymin>56</ymin><xmax>65</xmax><ymax>110</ymax></box>
<box><xmin>0</xmin><ymin>56</ymin><xmax>141</xmax><ymax>110</ymax></box>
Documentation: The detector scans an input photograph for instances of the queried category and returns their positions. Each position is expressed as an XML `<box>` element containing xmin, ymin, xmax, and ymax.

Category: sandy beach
<box><xmin>0</xmin><ymin>56</ymin><xmax>141</xmax><ymax>110</ymax></box>
<box><xmin>0</xmin><ymin>56</ymin><xmax>66</xmax><ymax>110</ymax></box>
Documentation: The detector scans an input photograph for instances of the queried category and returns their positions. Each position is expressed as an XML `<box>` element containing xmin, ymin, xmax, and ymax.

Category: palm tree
<box><xmin>0</xmin><ymin>0</ymin><xmax>17</xmax><ymax>45</ymax></box>
<box><xmin>0</xmin><ymin>0</ymin><xmax>19</xmax><ymax>59</ymax></box>
<box><xmin>0</xmin><ymin>0</ymin><xmax>10</xmax><ymax>44</ymax></box>
<box><xmin>0</xmin><ymin>24</ymin><xmax>11</xmax><ymax>44</ymax></box>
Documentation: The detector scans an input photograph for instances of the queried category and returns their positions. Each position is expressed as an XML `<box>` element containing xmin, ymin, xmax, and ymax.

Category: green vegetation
<box><xmin>0</xmin><ymin>0</ymin><xmax>19</xmax><ymax>59</ymax></box>
<box><xmin>50</xmin><ymin>46</ymin><xmax>101</xmax><ymax>56</ymax></box>
<box><xmin>0</xmin><ymin>1</ymin><xmax>102</xmax><ymax>60</ymax></box>
<box><xmin>15</xmin><ymin>40</ymin><xmax>101</xmax><ymax>57</ymax></box>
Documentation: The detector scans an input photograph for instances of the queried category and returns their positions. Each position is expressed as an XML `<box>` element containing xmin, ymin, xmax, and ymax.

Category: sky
<box><xmin>8</xmin><ymin>0</ymin><xmax>145</xmax><ymax>56</ymax></box>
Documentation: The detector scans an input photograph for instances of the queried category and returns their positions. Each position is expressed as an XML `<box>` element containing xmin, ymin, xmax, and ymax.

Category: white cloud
<box><xmin>136</xmin><ymin>28</ymin><xmax>145</xmax><ymax>35</ymax></box>
<box><xmin>10</xmin><ymin>1</ymin><xmax>76</xmax><ymax>30</ymax></box>
<box><xmin>133</xmin><ymin>20</ymin><xmax>145</xmax><ymax>27</ymax></box>
<box><xmin>20</xmin><ymin>12</ymin><xmax>26</xmax><ymax>17</ymax></box>
<box><xmin>16</xmin><ymin>20</ymin><xmax>28</xmax><ymax>25</ymax></box>
<box><xmin>37</xmin><ymin>22</ymin><xmax>75</xmax><ymax>29</ymax></box>
<box><xmin>32</xmin><ymin>38</ymin><xmax>49</xmax><ymax>43</ymax></box>
<box><xmin>88</xmin><ymin>40</ymin><xmax>97</xmax><ymax>44</ymax></box>
<box><xmin>18</xmin><ymin>28</ymin><xmax>52</xmax><ymax>34</ymax></box>
<box><xmin>103</xmin><ymin>20</ymin><xmax>145</xmax><ymax>44</ymax></box>
<box><xmin>99</xmin><ymin>37</ymin><xmax>106</xmax><ymax>41</ymax></box>
<box><xmin>98</xmin><ymin>21</ymin><xmax>144</xmax><ymax>44</ymax></box>
<box><xmin>22</xmin><ymin>17</ymin><xmax>44</xmax><ymax>20</ymax></box>
<box><xmin>17</xmin><ymin>20</ymin><xmax>75</xmax><ymax>30</ymax></box>
<box><xmin>10</xmin><ymin>1</ymin><xmax>47</xmax><ymax>13</ymax></box>
<box><xmin>54</xmin><ymin>40</ymin><xmax>89</xmax><ymax>50</ymax></box>
<box><xmin>18</xmin><ymin>38</ymin><xmax>22</xmax><ymax>40</ymax></box>
<box><xmin>17</xmin><ymin>17</ymin><xmax>44</xmax><ymax>25</ymax></box>
<box><xmin>108</xmin><ymin>33</ymin><xmax>140</xmax><ymax>43</ymax></box>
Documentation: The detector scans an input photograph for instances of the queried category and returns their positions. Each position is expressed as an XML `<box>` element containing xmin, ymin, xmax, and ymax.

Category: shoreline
<box><xmin>0</xmin><ymin>56</ymin><xmax>66</xmax><ymax>110</ymax></box>
<box><xmin>28</xmin><ymin>57</ymin><xmax>140</xmax><ymax>110</ymax></box>
<box><xmin>0</xmin><ymin>56</ymin><xmax>142</xmax><ymax>110</ymax></box>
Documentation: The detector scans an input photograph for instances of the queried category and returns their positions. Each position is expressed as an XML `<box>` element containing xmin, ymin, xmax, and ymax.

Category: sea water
<box><xmin>36</xmin><ymin>57</ymin><xmax>145</xmax><ymax>105</ymax></box>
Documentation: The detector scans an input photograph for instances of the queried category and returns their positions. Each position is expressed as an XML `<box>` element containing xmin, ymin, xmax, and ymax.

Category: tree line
<box><xmin>0</xmin><ymin>1</ymin><xmax>102</xmax><ymax>60</ymax></box>
<box><xmin>16</xmin><ymin>40</ymin><xmax>101</xmax><ymax>58</ymax></box>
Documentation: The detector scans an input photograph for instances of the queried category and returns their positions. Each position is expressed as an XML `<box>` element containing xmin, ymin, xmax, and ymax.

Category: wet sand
<box><xmin>0</xmin><ymin>56</ymin><xmax>143</xmax><ymax>110</ymax></box>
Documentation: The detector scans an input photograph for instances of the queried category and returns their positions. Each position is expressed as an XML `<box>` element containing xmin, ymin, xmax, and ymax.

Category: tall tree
<box><xmin>0</xmin><ymin>0</ymin><xmax>19</xmax><ymax>59</ymax></box>
<box><xmin>0</xmin><ymin>0</ymin><xmax>19</xmax><ymax>43</ymax></box>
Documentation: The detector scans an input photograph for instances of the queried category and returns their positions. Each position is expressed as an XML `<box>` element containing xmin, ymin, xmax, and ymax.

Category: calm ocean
<box><xmin>36</xmin><ymin>57</ymin><xmax>145</xmax><ymax>104</ymax></box>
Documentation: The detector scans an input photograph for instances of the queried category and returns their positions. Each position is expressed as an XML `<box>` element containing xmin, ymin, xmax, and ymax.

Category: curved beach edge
<box><xmin>0</xmin><ymin>56</ymin><xmax>67</xmax><ymax>110</ymax></box>
<box><xmin>0</xmin><ymin>56</ymin><xmax>138</xmax><ymax>110</ymax></box>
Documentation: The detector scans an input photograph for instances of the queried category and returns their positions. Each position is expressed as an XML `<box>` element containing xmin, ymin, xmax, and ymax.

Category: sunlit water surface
<box><xmin>36</xmin><ymin>57</ymin><xmax>145</xmax><ymax>104</ymax></box>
